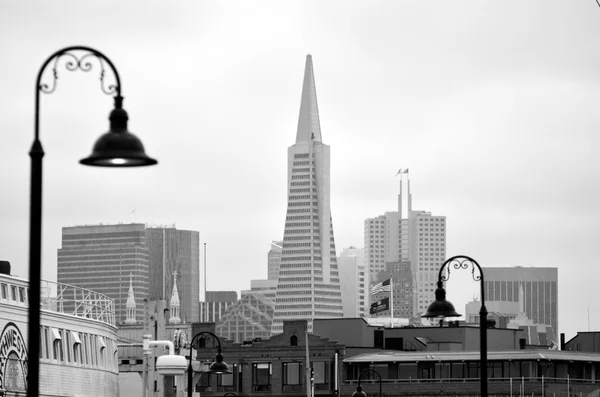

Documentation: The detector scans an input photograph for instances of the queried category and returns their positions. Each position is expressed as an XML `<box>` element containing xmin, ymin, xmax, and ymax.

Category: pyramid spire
<box><xmin>296</xmin><ymin>54</ymin><xmax>322</xmax><ymax>143</ymax></box>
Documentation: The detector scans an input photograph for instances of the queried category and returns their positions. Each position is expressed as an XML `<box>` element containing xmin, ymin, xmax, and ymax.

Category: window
<box><xmin>218</xmin><ymin>364</ymin><xmax>237</xmax><ymax>392</ymax></box>
<box><xmin>52</xmin><ymin>328</ymin><xmax>63</xmax><ymax>362</ymax></box>
<box><xmin>43</xmin><ymin>327</ymin><xmax>50</xmax><ymax>359</ymax></box>
<box><xmin>283</xmin><ymin>362</ymin><xmax>303</xmax><ymax>391</ymax></box>
<box><xmin>0</xmin><ymin>284</ymin><xmax>6</xmax><ymax>299</ymax></box>
<box><xmin>65</xmin><ymin>331</ymin><xmax>71</xmax><ymax>362</ymax></box>
<box><xmin>252</xmin><ymin>363</ymin><xmax>272</xmax><ymax>391</ymax></box>
<box><xmin>72</xmin><ymin>331</ymin><xmax>82</xmax><ymax>364</ymax></box>
<box><xmin>290</xmin><ymin>335</ymin><xmax>298</xmax><ymax>346</ymax></box>
<box><xmin>18</xmin><ymin>287</ymin><xmax>26</xmax><ymax>303</ymax></box>
<box><xmin>10</xmin><ymin>285</ymin><xmax>17</xmax><ymax>301</ymax></box>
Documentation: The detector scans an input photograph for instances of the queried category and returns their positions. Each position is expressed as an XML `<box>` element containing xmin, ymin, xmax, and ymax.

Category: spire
<box><xmin>125</xmin><ymin>273</ymin><xmax>137</xmax><ymax>324</ymax></box>
<box><xmin>296</xmin><ymin>54</ymin><xmax>322</xmax><ymax>143</ymax></box>
<box><xmin>170</xmin><ymin>271</ymin><xmax>181</xmax><ymax>307</ymax></box>
<box><xmin>126</xmin><ymin>273</ymin><xmax>136</xmax><ymax>309</ymax></box>
<box><xmin>169</xmin><ymin>271</ymin><xmax>181</xmax><ymax>324</ymax></box>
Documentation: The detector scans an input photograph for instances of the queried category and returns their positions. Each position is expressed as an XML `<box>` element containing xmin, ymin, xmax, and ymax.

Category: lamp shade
<box><xmin>80</xmin><ymin>96</ymin><xmax>157</xmax><ymax>167</ymax></box>
<box><xmin>422</xmin><ymin>285</ymin><xmax>461</xmax><ymax>318</ymax></box>
<box><xmin>207</xmin><ymin>351</ymin><xmax>232</xmax><ymax>374</ymax></box>
<box><xmin>352</xmin><ymin>385</ymin><xmax>367</xmax><ymax>397</ymax></box>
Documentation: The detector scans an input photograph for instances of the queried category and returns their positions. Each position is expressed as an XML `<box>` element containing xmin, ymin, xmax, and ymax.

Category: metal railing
<box><xmin>40</xmin><ymin>279</ymin><xmax>115</xmax><ymax>325</ymax></box>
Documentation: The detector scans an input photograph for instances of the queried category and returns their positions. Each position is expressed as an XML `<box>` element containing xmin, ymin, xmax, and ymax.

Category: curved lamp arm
<box><xmin>436</xmin><ymin>255</ymin><xmax>485</xmax><ymax>307</ymax></box>
<box><xmin>35</xmin><ymin>46</ymin><xmax>122</xmax><ymax>141</ymax></box>
<box><xmin>355</xmin><ymin>368</ymin><xmax>382</xmax><ymax>397</ymax></box>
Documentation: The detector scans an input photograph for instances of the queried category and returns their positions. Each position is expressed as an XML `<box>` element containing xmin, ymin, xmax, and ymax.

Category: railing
<box><xmin>283</xmin><ymin>384</ymin><xmax>303</xmax><ymax>392</ymax></box>
<box><xmin>347</xmin><ymin>376</ymin><xmax>600</xmax><ymax>385</ymax></box>
<box><xmin>253</xmin><ymin>384</ymin><xmax>272</xmax><ymax>391</ymax></box>
<box><xmin>40</xmin><ymin>279</ymin><xmax>115</xmax><ymax>325</ymax></box>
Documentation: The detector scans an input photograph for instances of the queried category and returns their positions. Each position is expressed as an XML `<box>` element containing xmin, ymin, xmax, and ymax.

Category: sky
<box><xmin>1</xmin><ymin>1</ymin><xmax>600</xmax><ymax>340</ymax></box>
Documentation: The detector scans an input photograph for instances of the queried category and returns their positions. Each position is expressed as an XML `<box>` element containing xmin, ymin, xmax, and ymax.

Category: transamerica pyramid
<box><xmin>271</xmin><ymin>55</ymin><xmax>343</xmax><ymax>335</ymax></box>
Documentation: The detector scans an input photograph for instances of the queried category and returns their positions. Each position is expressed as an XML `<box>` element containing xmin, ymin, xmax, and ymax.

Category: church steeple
<box><xmin>296</xmin><ymin>54</ymin><xmax>322</xmax><ymax>143</ymax></box>
<box><xmin>125</xmin><ymin>273</ymin><xmax>137</xmax><ymax>325</ymax></box>
<box><xmin>169</xmin><ymin>271</ymin><xmax>181</xmax><ymax>324</ymax></box>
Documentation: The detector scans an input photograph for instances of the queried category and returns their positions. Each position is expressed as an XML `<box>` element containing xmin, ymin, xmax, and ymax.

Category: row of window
<box><xmin>1</xmin><ymin>283</ymin><xmax>26</xmax><ymax>304</ymax></box>
<box><xmin>39</xmin><ymin>326</ymin><xmax>117</xmax><ymax>371</ymax></box>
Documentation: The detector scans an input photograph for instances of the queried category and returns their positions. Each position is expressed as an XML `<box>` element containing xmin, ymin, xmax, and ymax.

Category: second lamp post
<box><xmin>187</xmin><ymin>331</ymin><xmax>231</xmax><ymax>397</ymax></box>
<box><xmin>422</xmin><ymin>255</ymin><xmax>488</xmax><ymax>397</ymax></box>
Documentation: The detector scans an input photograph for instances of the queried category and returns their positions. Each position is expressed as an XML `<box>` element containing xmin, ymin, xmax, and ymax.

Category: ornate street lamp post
<box><xmin>27</xmin><ymin>46</ymin><xmax>157</xmax><ymax>397</ymax></box>
<box><xmin>187</xmin><ymin>331</ymin><xmax>231</xmax><ymax>397</ymax></box>
<box><xmin>352</xmin><ymin>368</ymin><xmax>382</xmax><ymax>397</ymax></box>
<box><xmin>422</xmin><ymin>255</ymin><xmax>488</xmax><ymax>397</ymax></box>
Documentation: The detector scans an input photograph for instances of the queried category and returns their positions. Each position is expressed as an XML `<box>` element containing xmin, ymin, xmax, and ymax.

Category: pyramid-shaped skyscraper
<box><xmin>271</xmin><ymin>55</ymin><xmax>343</xmax><ymax>334</ymax></box>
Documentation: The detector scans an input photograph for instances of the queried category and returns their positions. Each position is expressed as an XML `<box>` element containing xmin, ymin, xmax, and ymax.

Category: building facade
<box><xmin>272</xmin><ymin>55</ymin><xmax>343</xmax><ymax>334</ymax></box>
<box><xmin>408</xmin><ymin>210</ymin><xmax>446</xmax><ymax>316</ymax></box>
<box><xmin>338</xmin><ymin>246</ymin><xmax>368</xmax><ymax>318</ymax></box>
<box><xmin>57</xmin><ymin>224</ymin><xmax>150</xmax><ymax>324</ymax></box>
<box><xmin>481</xmin><ymin>266</ymin><xmax>558</xmax><ymax>336</ymax></box>
<box><xmin>200</xmin><ymin>290</ymin><xmax>238</xmax><ymax>323</ymax></box>
<box><xmin>364</xmin><ymin>176</ymin><xmax>446</xmax><ymax>319</ymax></box>
<box><xmin>268</xmin><ymin>241</ymin><xmax>283</xmax><ymax>281</ymax></box>
<box><xmin>57</xmin><ymin>223</ymin><xmax>200</xmax><ymax>324</ymax></box>
<box><xmin>216</xmin><ymin>291</ymin><xmax>274</xmax><ymax>343</ymax></box>
<box><xmin>146</xmin><ymin>227</ymin><xmax>200</xmax><ymax>323</ymax></box>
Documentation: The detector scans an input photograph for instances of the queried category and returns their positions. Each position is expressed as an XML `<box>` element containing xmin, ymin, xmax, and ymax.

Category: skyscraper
<box><xmin>57</xmin><ymin>224</ymin><xmax>149</xmax><ymax>324</ymax></box>
<box><xmin>57</xmin><ymin>223</ymin><xmax>200</xmax><ymax>323</ymax></box>
<box><xmin>267</xmin><ymin>241</ymin><xmax>283</xmax><ymax>281</ymax></box>
<box><xmin>364</xmin><ymin>174</ymin><xmax>446</xmax><ymax>319</ymax></box>
<box><xmin>480</xmin><ymin>266</ymin><xmax>558</xmax><ymax>335</ymax></box>
<box><xmin>271</xmin><ymin>55</ymin><xmax>343</xmax><ymax>334</ymax></box>
<box><xmin>146</xmin><ymin>227</ymin><xmax>200</xmax><ymax>323</ymax></box>
<box><xmin>337</xmin><ymin>246</ymin><xmax>369</xmax><ymax>318</ymax></box>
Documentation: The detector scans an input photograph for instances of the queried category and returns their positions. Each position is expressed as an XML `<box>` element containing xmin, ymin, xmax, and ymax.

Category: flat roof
<box><xmin>345</xmin><ymin>350</ymin><xmax>600</xmax><ymax>363</ymax></box>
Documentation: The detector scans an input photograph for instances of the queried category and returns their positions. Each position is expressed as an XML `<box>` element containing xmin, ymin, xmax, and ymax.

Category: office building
<box><xmin>146</xmin><ymin>226</ymin><xmax>200</xmax><ymax>323</ymax></box>
<box><xmin>338</xmin><ymin>246</ymin><xmax>369</xmax><ymax>318</ymax></box>
<box><xmin>365</xmin><ymin>175</ymin><xmax>446</xmax><ymax>318</ymax></box>
<box><xmin>57</xmin><ymin>223</ymin><xmax>200</xmax><ymax>324</ymax></box>
<box><xmin>271</xmin><ymin>55</ymin><xmax>344</xmax><ymax>334</ymax></box>
<box><xmin>200</xmin><ymin>291</ymin><xmax>238</xmax><ymax>323</ymax></box>
<box><xmin>57</xmin><ymin>224</ymin><xmax>149</xmax><ymax>324</ymax></box>
<box><xmin>267</xmin><ymin>241</ymin><xmax>283</xmax><ymax>281</ymax></box>
<box><xmin>479</xmin><ymin>266</ymin><xmax>558</xmax><ymax>336</ymax></box>
<box><xmin>245</xmin><ymin>279</ymin><xmax>277</xmax><ymax>301</ymax></box>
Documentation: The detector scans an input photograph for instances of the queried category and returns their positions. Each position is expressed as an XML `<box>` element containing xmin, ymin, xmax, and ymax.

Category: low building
<box><xmin>565</xmin><ymin>332</ymin><xmax>600</xmax><ymax>353</ymax></box>
<box><xmin>187</xmin><ymin>320</ymin><xmax>344</xmax><ymax>396</ymax></box>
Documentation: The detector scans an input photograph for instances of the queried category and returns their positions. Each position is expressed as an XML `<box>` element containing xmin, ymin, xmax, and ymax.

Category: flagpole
<box><xmin>390</xmin><ymin>276</ymin><xmax>394</xmax><ymax>328</ymax></box>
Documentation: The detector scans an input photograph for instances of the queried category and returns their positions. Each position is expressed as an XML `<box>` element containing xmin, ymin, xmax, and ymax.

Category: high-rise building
<box><xmin>374</xmin><ymin>261</ymin><xmax>413</xmax><ymax>320</ymax></box>
<box><xmin>409</xmin><ymin>210</ymin><xmax>446</xmax><ymax>316</ymax></box>
<box><xmin>146</xmin><ymin>227</ymin><xmax>200</xmax><ymax>323</ymax></box>
<box><xmin>364</xmin><ymin>174</ymin><xmax>446</xmax><ymax>318</ymax></box>
<box><xmin>477</xmin><ymin>266</ymin><xmax>558</xmax><ymax>336</ymax></box>
<box><xmin>57</xmin><ymin>223</ymin><xmax>200</xmax><ymax>324</ymax></box>
<box><xmin>267</xmin><ymin>241</ymin><xmax>283</xmax><ymax>281</ymax></box>
<box><xmin>271</xmin><ymin>55</ymin><xmax>343</xmax><ymax>334</ymax></box>
<box><xmin>200</xmin><ymin>291</ymin><xmax>238</xmax><ymax>323</ymax></box>
<box><xmin>57</xmin><ymin>224</ymin><xmax>149</xmax><ymax>324</ymax></box>
<box><xmin>338</xmin><ymin>247</ymin><xmax>369</xmax><ymax>318</ymax></box>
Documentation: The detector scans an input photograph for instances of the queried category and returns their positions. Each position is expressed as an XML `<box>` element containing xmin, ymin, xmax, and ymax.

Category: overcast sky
<box><xmin>1</xmin><ymin>1</ymin><xmax>599</xmax><ymax>339</ymax></box>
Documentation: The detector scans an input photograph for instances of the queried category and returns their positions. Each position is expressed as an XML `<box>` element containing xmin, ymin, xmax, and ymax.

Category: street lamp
<box><xmin>27</xmin><ymin>46</ymin><xmax>157</xmax><ymax>397</ymax></box>
<box><xmin>422</xmin><ymin>255</ymin><xmax>488</xmax><ymax>397</ymax></box>
<box><xmin>352</xmin><ymin>368</ymin><xmax>382</xmax><ymax>397</ymax></box>
<box><xmin>187</xmin><ymin>331</ymin><xmax>231</xmax><ymax>397</ymax></box>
